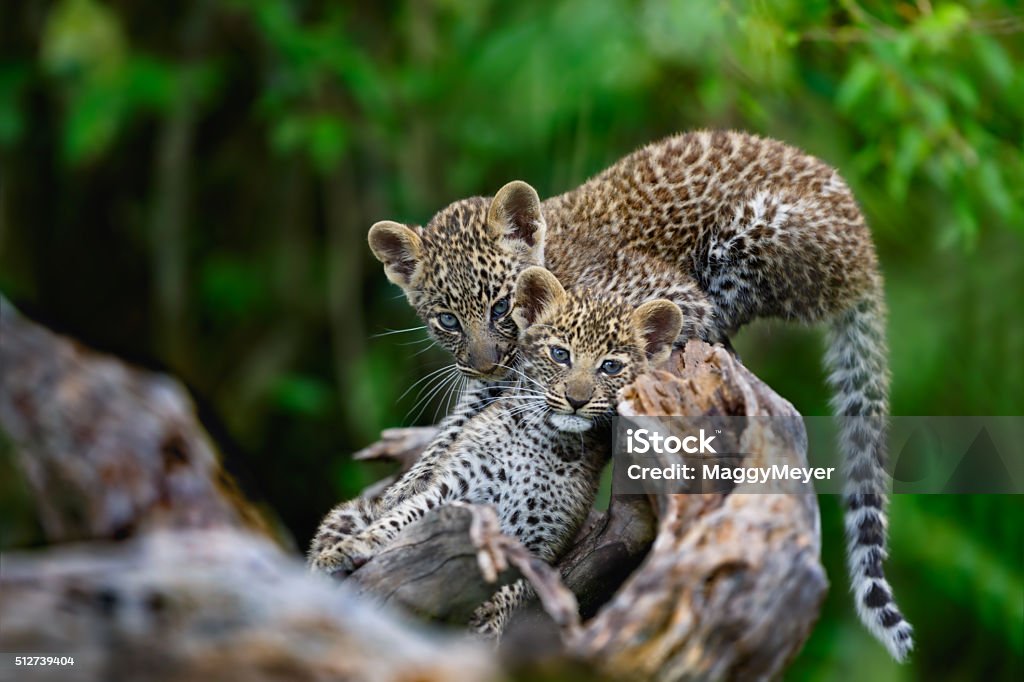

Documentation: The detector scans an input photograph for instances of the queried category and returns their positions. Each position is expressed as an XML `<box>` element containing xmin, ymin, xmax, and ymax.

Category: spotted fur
<box><xmin>368</xmin><ymin>130</ymin><xmax>911</xmax><ymax>660</ymax></box>
<box><xmin>309</xmin><ymin>269</ymin><xmax>681</xmax><ymax>636</ymax></box>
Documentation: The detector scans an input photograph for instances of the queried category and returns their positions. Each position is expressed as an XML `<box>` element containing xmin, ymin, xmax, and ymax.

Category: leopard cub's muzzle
<box><xmin>459</xmin><ymin>336</ymin><xmax>517</xmax><ymax>381</ymax></box>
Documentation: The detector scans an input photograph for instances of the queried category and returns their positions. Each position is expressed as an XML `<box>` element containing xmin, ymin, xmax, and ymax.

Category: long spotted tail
<box><xmin>825</xmin><ymin>293</ymin><xmax>913</xmax><ymax>661</ymax></box>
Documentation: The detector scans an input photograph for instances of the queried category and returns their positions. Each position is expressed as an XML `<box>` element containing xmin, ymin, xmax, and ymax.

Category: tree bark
<box><xmin>0</xmin><ymin>296</ymin><xmax>825</xmax><ymax>681</ymax></box>
<box><xmin>0</xmin><ymin>529</ymin><xmax>498</xmax><ymax>682</ymax></box>
<box><xmin>0</xmin><ymin>297</ymin><xmax>273</xmax><ymax>544</ymax></box>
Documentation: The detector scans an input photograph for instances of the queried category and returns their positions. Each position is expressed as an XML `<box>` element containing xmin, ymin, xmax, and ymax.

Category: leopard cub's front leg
<box><xmin>310</xmin><ymin>532</ymin><xmax>387</xmax><ymax>577</ymax></box>
<box><xmin>308</xmin><ymin>498</ymin><xmax>385</xmax><ymax>578</ymax></box>
<box><xmin>310</xmin><ymin>491</ymin><xmax>451</xmax><ymax>578</ymax></box>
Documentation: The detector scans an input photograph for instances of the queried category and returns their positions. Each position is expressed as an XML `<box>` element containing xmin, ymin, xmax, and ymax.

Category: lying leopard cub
<box><xmin>309</xmin><ymin>267</ymin><xmax>682</xmax><ymax>630</ymax></box>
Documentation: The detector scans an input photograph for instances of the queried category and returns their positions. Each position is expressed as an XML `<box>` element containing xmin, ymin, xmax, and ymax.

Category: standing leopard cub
<box><xmin>367</xmin><ymin>130</ymin><xmax>911</xmax><ymax>660</ymax></box>
<box><xmin>310</xmin><ymin>267</ymin><xmax>682</xmax><ymax>632</ymax></box>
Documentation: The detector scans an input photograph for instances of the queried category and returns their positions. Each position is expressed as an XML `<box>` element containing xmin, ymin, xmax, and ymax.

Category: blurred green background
<box><xmin>0</xmin><ymin>0</ymin><xmax>1021</xmax><ymax>679</ymax></box>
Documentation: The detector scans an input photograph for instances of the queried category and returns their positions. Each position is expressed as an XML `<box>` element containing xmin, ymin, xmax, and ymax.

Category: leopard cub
<box><xmin>309</xmin><ymin>267</ymin><xmax>681</xmax><ymax>631</ymax></box>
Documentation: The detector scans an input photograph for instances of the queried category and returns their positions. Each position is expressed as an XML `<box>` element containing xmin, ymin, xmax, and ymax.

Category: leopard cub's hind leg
<box><xmin>469</xmin><ymin>581</ymin><xmax>529</xmax><ymax>640</ymax></box>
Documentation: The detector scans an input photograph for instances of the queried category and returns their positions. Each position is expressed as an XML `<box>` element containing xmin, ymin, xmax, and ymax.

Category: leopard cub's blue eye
<box><xmin>600</xmin><ymin>359</ymin><xmax>624</xmax><ymax>375</ymax></box>
<box><xmin>550</xmin><ymin>346</ymin><xmax>571</xmax><ymax>364</ymax></box>
<box><xmin>438</xmin><ymin>313</ymin><xmax>460</xmax><ymax>330</ymax></box>
<box><xmin>491</xmin><ymin>296</ymin><xmax>510</xmax><ymax>319</ymax></box>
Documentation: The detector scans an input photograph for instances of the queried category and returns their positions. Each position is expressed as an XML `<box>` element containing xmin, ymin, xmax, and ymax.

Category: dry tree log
<box><xmin>0</xmin><ymin>297</ymin><xmax>273</xmax><ymax>544</ymax></box>
<box><xmin>0</xmin><ymin>296</ymin><xmax>826</xmax><ymax>681</ymax></box>
<box><xmin>0</xmin><ymin>297</ymin><xmax>498</xmax><ymax>682</ymax></box>
<box><xmin>569</xmin><ymin>342</ymin><xmax>827</xmax><ymax>681</ymax></box>
<box><xmin>0</xmin><ymin>530</ymin><xmax>498</xmax><ymax>682</ymax></box>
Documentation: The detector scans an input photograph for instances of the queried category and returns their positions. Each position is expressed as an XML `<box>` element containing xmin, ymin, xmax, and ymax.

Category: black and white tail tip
<box><xmin>846</xmin><ymin>492</ymin><xmax>914</xmax><ymax>662</ymax></box>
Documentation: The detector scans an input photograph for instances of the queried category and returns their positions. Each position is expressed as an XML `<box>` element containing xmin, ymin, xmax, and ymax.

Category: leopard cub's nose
<box><xmin>566</xmin><ymin>395</ymin><xmax>588</xmax><ymax>411</ymax></box>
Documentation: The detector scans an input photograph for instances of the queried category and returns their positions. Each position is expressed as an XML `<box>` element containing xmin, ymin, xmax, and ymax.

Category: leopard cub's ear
<box><xmin>368</xmin><ymin>221</ymin><xmax>423</xmax><ymax>289</ymax></box>
<box><xmin>633</xmin><ymin>300</ymin><xmax>683</xmax><ymax>367</ymax></box>
<box><xmin>487</xmin><ymin>181</ymin><xmax>546</xmax><ymax>263</ymax></box>
<box><xmin>513</xmin><ymin>266</ymin><xmax>566</xmax><ymax>330</ymax></box>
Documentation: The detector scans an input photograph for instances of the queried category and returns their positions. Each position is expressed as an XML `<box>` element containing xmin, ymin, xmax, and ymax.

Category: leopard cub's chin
<box><xmin>550</xmin><ymin>413</ymin><xmax>593</xmax><ymax>433</ymax></box>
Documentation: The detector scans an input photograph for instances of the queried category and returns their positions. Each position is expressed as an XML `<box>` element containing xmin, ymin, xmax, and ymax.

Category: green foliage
<box><xmin>35</xmin><ymin>0</ymin><xmax>222</xmax><ymax>163</ymax></box>
<box><xmin>200</xmin><ymin>255</ymin><xmax>269</xmax><ymax>319</ymax></box>
<box><xmin>1</xmin><ymin>1</ymin><xmax>1021</xmax><ymax>679</ymax></box>
<box><xmin>273</xmin><ymin>373</ymin><xmax>333</xmax><ymax>416</ymax></box>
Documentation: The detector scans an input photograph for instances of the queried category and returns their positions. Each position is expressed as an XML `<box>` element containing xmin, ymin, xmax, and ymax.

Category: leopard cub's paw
<box><xmin>310</xmin><ymin>536</ymin><xmax>380</xmax><ymax>579</ymax></box>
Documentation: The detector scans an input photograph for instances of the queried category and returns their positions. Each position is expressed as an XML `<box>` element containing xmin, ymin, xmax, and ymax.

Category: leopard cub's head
<box><xmin>512</xmin><ymin>267</ymin><xmax>682</xmax><ymax>433</ymax></box>
<box><xmin>368</xmin><ymin>182</ymin><xmax>546</xmax><ymax>382</ymax></box>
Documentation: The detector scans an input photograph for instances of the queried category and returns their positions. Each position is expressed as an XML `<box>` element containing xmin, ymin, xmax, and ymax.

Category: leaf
<box><xmin>972</xmin><ymin>36</ymin><xmax>1015</xmax><ymax>89</ymax></box>
<box><xmin>911</xmin><ymin>87</ymin><xmax>949</xmax><ymax>129</ymax></box>
<box><xmin>890</xmin><ymin>126</ymin><xmax>928</xmax><ymax>202</ymax></box>
<box><xmin>836</xmin><ymin>58</ymin><xmax>879</xmax><ymax>113</ymax></box>
<box><xmin>953</xmin><ymin>193</ymin><xmax>979</xmax><ymax>247</ymax></box>
<box><xmin>63</xmin><ymin>80</ymin><xmax>123</xmax><ymax>163</ymax></box>
<box><xmin>946</xmin><ymin>74</ymin><xmax>979</xmax><ymax>112</ymax></box>
<box><xmin>914</xmin><ymin>3</ymin><xmax>970</xmax><ymax>52</ymax></box>
<box><xmin>892</xmin><ymin>497</ymin><xmax>1024</xmax><ymax>651</ymax></box>
<box><xmin>41</xmin><ymin>0</ymin><xmax>126</xmax><ymax>79</ymax></box>
<box><xmin>976</xmin><ymin>161</ymin><xmax>1015</xmax><ymax>222</ymax></box>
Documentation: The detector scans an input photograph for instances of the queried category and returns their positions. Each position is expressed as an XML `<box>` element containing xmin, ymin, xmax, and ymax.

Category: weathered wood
<box><xmin>353</xmin><ymin>425</ymin><xmax>439</xmax><ymax>468</ymax></box>
<box><xmin>554</xmin><ymin>494</ymin><xmax>658</xmax><ymax>619</ymax></box>
<box><xmin>352</xmin><ymin>426</ymin><xmax>438</xmax><ymax>500</ymax></box>
<box><xmin>0</xmin><ymin>297</ymin><xmax>274</xmax><ymax>544</ymax></box>
<box><xmin>569</xmin><ymin>341</ymin><xmax>826</xmax><ymax>680</ymax></box>
<box><xmin>0</xmin><ymin>529</ymin><xmax>498</xmax><ymax>682</ymax></box>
